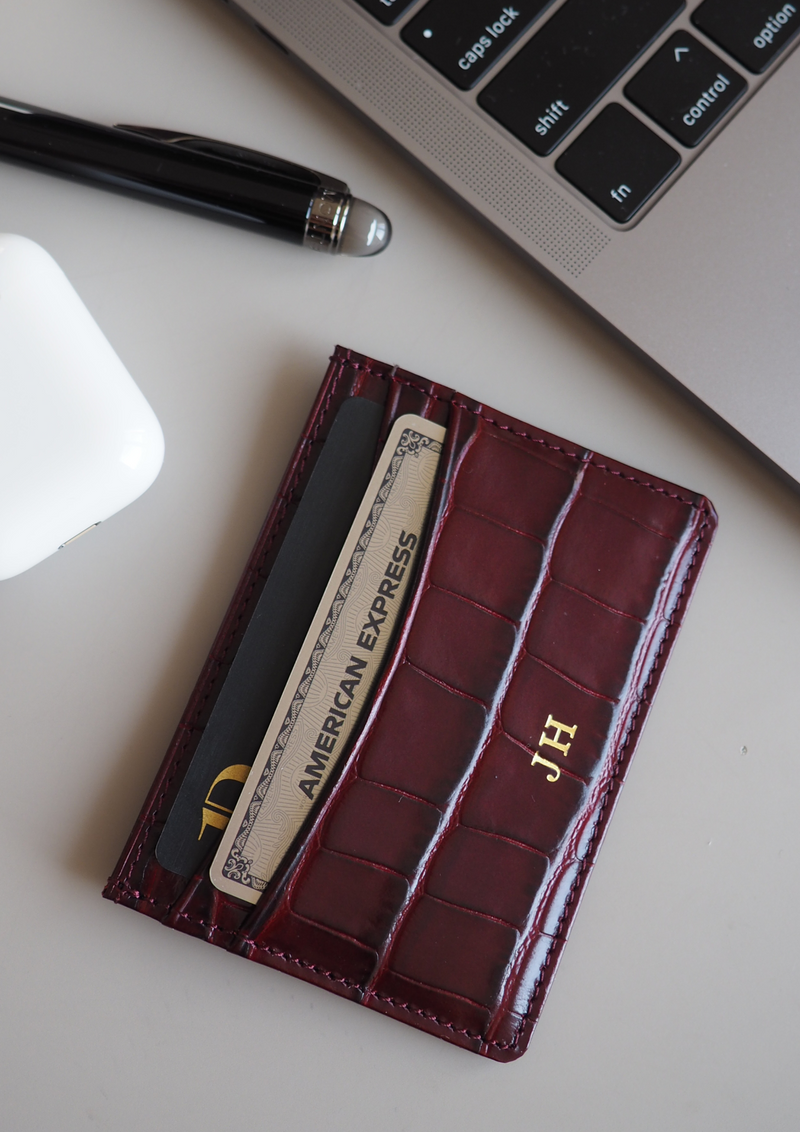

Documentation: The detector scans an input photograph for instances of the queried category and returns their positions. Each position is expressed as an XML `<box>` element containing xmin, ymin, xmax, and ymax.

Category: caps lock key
<box><xmin>402</xmin><ymin>0</ymin><xmax>548</xmax><ymax>90</ymax></box>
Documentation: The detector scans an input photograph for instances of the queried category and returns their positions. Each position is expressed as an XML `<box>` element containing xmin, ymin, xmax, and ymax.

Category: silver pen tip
<box><xmin>339</xmin><ymin>198</ymin><xmax>392</xmax><ymax>256</ymax></box>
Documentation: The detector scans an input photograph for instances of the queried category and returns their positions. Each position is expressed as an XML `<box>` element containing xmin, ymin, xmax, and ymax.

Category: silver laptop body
<box><xmin>227</xmin><ymin>0</ymin><xmax>800</xmax><ymax>485</ymax></box>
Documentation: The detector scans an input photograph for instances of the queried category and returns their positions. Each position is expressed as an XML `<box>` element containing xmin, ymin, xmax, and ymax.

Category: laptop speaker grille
<box><xmin>248</xmin><ymin>0</ymin><xmax>610</xmax><ymax>277</ymax></box>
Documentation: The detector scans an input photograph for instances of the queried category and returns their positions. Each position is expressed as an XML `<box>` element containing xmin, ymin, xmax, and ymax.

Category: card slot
<box><xmin>365</xmin><ymin>969</ymin><xmax>495</xmax><ymax>1053</ymax></box>
<box><xmin>234</xmin><ymin>529</ymin><xmax>508</xmax><ymax>948</ymax></box>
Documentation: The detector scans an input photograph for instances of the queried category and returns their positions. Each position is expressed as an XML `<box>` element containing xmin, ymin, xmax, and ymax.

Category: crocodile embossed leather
<box><xmin>104</xmin><ymin>346</ymin><xmax>717</xmax><ymax>1060</ymax></box>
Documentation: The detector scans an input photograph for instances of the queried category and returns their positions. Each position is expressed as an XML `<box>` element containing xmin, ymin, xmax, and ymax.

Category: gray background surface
<box><xmin>0</xmin><ymin>2</ymin><xmax>798</xmax><ymax>1129</ymax></box>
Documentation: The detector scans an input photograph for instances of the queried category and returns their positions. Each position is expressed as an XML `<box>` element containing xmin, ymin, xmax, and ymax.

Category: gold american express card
<box><xmin>210</xmin><ymin>413</ymin><xmax>446</xmax><ymax>903</ymax></box>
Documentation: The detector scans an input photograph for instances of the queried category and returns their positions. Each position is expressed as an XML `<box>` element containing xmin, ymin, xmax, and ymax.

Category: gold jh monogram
<box><xmin>530</xmin><ymin>715</ymin><xmax>577</xmax><ymax>783</ymax></box>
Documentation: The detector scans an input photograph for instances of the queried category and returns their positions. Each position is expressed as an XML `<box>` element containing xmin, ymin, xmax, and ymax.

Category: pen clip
<box><xmin>114</xmin><ymin>125</ymin><xmax>349</xmax><ymax>194</ymax></box>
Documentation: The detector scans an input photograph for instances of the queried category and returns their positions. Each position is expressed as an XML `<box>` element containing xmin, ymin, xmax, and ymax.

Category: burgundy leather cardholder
<box><xmin>104</xmin><ymin>346</ymin><xmax>717</xmax><ymax>1060</ymax></box>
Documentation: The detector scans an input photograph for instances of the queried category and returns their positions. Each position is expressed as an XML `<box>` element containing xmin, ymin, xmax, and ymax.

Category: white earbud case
<box><xmin>0</xmin><ymin>234</ymin><xmax>164</xmax><ymax>580</ymax></box>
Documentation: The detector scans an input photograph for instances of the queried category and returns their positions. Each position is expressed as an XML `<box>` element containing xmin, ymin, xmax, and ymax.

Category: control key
<box><xmin>625</xmin><ymin>32</ymin><xmax>747</xmax><ymax>147</ymax></box>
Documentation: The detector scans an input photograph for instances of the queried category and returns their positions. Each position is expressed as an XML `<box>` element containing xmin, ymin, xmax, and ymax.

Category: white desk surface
<box><xmin>2</xmin><ymin>2</ymin><xmax>799</xmax><ymax>1129</ymax></box>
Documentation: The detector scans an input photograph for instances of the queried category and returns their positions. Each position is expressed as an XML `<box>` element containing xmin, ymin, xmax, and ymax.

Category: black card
<box><xmin>155</xmin><ymin>396</ymin><xmax>384</xmax><ymax>877</ymax></box>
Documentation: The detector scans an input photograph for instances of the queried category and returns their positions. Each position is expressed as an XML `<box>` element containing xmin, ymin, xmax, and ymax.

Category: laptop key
<box><xmin>556</xmin><ymin>104</ymin><xmax>680</xmax><ymax>222</ymax></box>
<box><xmin>478</xmin><ymin>0</ymin><xmax>684</xmax><ymax>157</ymax></box>
<box><xmin>402</xmin><ymin>0</ymin><xmax>548</xmax><ymax>90</ymax></box>
<box><xmin>692</xmin><ymin>0</ymin><xmax>800</xmax><ymax>74</ymax></box>
<box><xmin>354</xmin><ymin>0</ymin><xmax>419</xmax><ymax>26</ymax></box>
<box><xmin>625</xmin><ymin>31</ymin><xmax>747</xmax><ymax>147</ymax></box>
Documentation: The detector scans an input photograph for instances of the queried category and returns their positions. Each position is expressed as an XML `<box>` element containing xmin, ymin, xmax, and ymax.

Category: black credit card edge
<box><xmin>155</xmin><ymin>397</ymin><xmax>384</xmax><ymax>877</ymax></box>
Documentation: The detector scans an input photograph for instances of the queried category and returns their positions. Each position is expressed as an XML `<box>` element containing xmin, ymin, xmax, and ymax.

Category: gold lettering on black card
<box><xmin>198</xmin><ymin>764</ymin><xmax>251</xmax><ymax>840</ymax></box>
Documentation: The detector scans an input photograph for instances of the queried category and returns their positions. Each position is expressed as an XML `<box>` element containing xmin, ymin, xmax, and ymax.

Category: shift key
<box><xmin>479</xmin><ymin>0</ymin><xmax>685</xmax><ymax>155</ymax></box>
<box><xmin>402</xmin><ymin>0</ymin><xmax>548</xmax><ymax>90</ymax></box>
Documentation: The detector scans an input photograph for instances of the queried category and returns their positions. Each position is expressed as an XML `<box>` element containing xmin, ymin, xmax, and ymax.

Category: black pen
<box><xmin>0</xmin><ymin>96</ymin><xmax>391</xmax><ymax>256</ymax></box>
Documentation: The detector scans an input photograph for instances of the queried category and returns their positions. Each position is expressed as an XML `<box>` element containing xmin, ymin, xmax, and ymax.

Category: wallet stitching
<box><xmin>587</xmin><ymin>494</ymin><xmax>685</xmax><ymax>541</ymax></box>
<box><xmin>113</xmin><ymin>359</ymin><xmax>714</xmax><ymax>1054</ymax></box>
<box><xmin>100</xmin><ymin>893</ymin><xmax>499</xmax><ymax>1043</ymax></box>
<box><xmin>387</xmin><ymin>380</ymin><xmax>702</xmax><ymax>507</ymax></box>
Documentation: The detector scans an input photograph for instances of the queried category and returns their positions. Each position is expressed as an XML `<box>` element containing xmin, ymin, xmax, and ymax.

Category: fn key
<box><xmin>556</xmin><ymin>104</ymin><xmax>680</xmax><ymax>222</ymax></box>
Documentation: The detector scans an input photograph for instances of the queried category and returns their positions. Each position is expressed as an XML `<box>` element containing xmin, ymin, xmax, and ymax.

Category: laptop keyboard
<box><xmin>352</xmin><ymin>0</ymin><xmax>800</xmax><ymax>223</ymax></box>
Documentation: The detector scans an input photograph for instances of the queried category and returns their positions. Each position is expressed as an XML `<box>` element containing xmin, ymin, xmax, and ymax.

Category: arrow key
<box><xmin>624</xmin><ymin>30</ymin><xmax>747</xmax><ymax>146</ymax></box>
